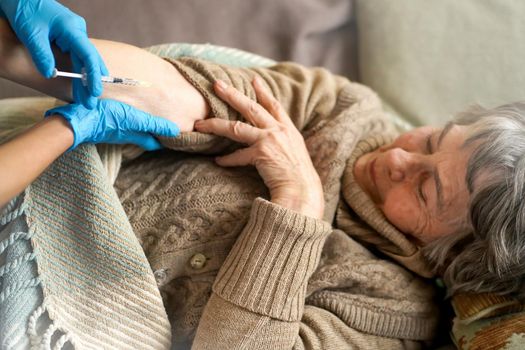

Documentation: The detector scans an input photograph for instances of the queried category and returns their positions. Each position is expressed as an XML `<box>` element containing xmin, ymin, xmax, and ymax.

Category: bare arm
<box><xmin>0</xmin><ymin>115</ymin><xmax>73</xmax><ymax>207</ymax></box>
<box><xmin>0</xmin><ymin>18</ymin><xmax>209</xmax><ymax>132</ymax></box>
<box><xmin>0</xmin><ymin>18</ymin><xmax>211</xmax><ymax>207</ymax></box>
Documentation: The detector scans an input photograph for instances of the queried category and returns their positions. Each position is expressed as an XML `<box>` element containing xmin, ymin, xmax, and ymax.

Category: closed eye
<box><xmin>418</xmin><ymin>180</ymin><xmax>427</xmax><ymax>204</ymax></box>
<box><xmin>426</xmin><ymin>134</ymin><xmax>433</xmax><ymax>153</ymax></box>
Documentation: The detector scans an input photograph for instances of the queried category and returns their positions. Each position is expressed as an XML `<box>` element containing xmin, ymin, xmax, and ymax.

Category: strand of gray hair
<box><xmin>422</xmin><ymin>101</ymin><xmax>525</xmax><ymax>299</ymax></box>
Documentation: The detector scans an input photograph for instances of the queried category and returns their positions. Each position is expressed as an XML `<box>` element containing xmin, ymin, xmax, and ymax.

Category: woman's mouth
<box><xmin>368</xmin><ymin>157</ymin><xmax>382</xmax><ymax>203</ymax></box>
<box><xmin>369</xmin><ymin>158</ymin><xmax>377</xmax><ymax>189</ymax></box>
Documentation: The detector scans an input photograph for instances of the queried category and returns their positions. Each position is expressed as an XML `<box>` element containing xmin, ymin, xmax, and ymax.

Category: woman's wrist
<box><xmin>271</xmin><ymin>185</ymin><xmax>324</xmax><ymax>219</ymax></box>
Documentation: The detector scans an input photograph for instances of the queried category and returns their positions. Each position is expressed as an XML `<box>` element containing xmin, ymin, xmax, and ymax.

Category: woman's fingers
<box><xmin>215</xmin><ymin>147</ymin><xmax>255</xmax><ymax>167</ymax></box>
<box><xmin>252</xmin><ymin>77</ymin><xmax>290</xmax><ymax>125</ymax></box>
<box><xmin>195</xmin><ymin>118</ymin><xmax>261</xmax><ymax>145</ymax></box>
<box><xmin>214</xmin><ymin>80</ymin><xmax>275</xmax><ymax>128</ymax></box>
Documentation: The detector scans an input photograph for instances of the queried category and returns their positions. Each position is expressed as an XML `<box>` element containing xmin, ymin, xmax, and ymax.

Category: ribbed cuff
<box><xmin>213</xmin><ymin>198</ymin><xmax>331</xmax><ymax>322</ymax></box>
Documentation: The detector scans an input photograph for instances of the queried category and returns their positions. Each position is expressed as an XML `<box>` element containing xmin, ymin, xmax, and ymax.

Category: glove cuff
<box><xmin>45</xmin><ymin>105</ymin><xmax>85</xmax><ymax>151</ymax></box>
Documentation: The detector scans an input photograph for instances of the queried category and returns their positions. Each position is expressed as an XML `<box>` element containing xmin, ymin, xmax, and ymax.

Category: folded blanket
<box><xmin>0</xmin><ymin>113</ymin><xmax>172</xmax><ymax>348</ymax></box>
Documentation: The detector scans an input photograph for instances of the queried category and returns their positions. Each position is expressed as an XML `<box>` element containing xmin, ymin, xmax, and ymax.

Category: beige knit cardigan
<box><xmin>113</xmin><ymin>58</ymin><xmax>439</xmax><ymax>349</ymax></box>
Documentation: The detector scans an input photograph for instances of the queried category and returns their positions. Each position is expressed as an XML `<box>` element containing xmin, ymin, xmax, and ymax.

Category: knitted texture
<box><xmin>0</xmin><ymin>111</ymin><xmax>172</xmax><ymax>349</ymax></box>
<box><xmin>0</xmin><ymin>194</ymin><xmax>41</xmax><ymax>350</ymax></box>
<box><xmin>25</xmin><ymin>145</ymin><xmax>172</xmax><ymax>349</ymax></box>
<box><xmin>114</xmin><ymin>58</ymin><xmax>439</xmax><ymax>348</ymax></box>
<box><xmin>0</xmin><ymin>44</ymin><xmax>276</xmax><ymax>349</ymax></box>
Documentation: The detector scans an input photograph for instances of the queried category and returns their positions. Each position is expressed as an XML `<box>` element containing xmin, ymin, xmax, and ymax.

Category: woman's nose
<box><xmin>384</xmin><ymin>148</ymin><xmax>429</xmax><ymax>182</ymax></box>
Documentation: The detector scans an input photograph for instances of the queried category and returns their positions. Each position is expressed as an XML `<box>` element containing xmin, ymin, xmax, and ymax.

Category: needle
<box><xmin>51</xmin><ymin>68</ymin><xmax>151</xmax><ymax>87</ymax></box>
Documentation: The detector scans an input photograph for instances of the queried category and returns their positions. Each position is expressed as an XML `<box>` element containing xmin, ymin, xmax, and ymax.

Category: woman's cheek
<box><xmin>381</xmin><ymin>192</ymin><xmax>419</xmax><ymax>235</ymax></box>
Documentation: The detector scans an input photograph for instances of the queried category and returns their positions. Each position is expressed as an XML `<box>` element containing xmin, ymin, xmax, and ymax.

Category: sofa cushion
<box><xmin>356</xmin><ymin>0</ymin><xmax>525</xmax><ymax>126</ymax></box>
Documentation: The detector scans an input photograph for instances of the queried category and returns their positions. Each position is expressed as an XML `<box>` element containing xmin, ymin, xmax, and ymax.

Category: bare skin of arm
<box><xmin>0</xmin><ymin>18</ymin><xmax>209</xmax><ymax>132</ymax></box>
<box><xmin>0</xmin><ymin>115</ymin><xmax>73</xmax><ymax>207</ymax></box>
<box><xmin>0</xmin><ymin>18</ymin><xmax>209</xmax><ymax>207</ymax></box>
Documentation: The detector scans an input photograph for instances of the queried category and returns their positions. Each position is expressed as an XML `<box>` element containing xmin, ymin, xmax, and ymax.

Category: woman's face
<box><xmin>353</xmin><ymin>124</ymin><xmax>474</xmax><ymax>245</ymax></box>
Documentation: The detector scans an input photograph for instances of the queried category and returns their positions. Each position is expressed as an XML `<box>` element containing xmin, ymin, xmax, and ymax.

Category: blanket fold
<box><xmin>0</xmin><ymin>140</ymin><xmax>171</xmax><ymax>349</ymax></box>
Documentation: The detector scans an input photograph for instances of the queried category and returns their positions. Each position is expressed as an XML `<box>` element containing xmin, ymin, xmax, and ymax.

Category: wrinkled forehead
<box><xmin>434</xmin><ymin>126</ymin><xmax>473</xmax><ymax>221</ymax></box>
<box><xmin>433</xmin><ymin>183</ymin><xmax>471</xmax><ymax>237</ymax></box>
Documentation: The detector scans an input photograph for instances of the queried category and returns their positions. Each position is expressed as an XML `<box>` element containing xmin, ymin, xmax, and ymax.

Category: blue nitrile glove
<box><xmin>0</xmin><ymin>0</ymin><xmax>107</xmax><ymax>109</ymax></box>
<box><xmin>45</xmin><ymin>99</ymin><xmax>180</xmax><ymax>151</ymax></box>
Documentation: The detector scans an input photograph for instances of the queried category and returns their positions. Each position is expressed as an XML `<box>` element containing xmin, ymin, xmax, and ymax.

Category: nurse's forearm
<box><xmin>0</xmin><ymin>18</ymin><xmax>208</xmax><ymax>132</ymax></box>
<box><xmin>0</xmin><ymin>18</ymin><xmax>73</xmax><ymax>100</ymax></box>
<box><xmin>0</xmin><ymin>115</ymin><xmax>73</xmax><ymax>208</ymax></box>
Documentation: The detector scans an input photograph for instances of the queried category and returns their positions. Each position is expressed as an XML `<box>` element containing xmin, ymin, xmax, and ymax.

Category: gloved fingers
<box><xmin>125</xmin><ymin>132</ymin><xmax>164</xmax><ymax>151</ymax></box>
<box><xmin>143</xmin><ymin>117</ymin><xmax>180</xmax><ymax>138</ymax></box>
<box><xmin>119</xmin><ymin>104</ymin><xmax>180</xmax><ymax>138</ymax></box>
<box><xmin>71</xmin><ymin>52</ymin><xmax>98</xmax><ymax>109</ymax></box>
<box><xmin>69</xmin><ymin>34</ymin><xmax>105</xmax><ymax>98</ymax></box>
<box><xmin>24</xmin><ymin>30</ymin><xmax>56</xmax><ymax>78</ymax></box>
<box><xmin>54</xmin><ymin>11</ymin><xmax>109</xmax><ymax>77</ymax></box>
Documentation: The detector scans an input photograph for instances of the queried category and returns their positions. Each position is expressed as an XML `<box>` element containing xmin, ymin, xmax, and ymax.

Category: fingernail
<box><xmin>194</xmin><ymin>120</ymin><xmax>204</xmax><ymax>129</ymax></box>
<box><xmin>253</xmin><ymin>76</ymin><xmax>265</xmax><ymax>90</ymax></box>
<box><xmin>216</xmin><ymin>80</ymin><xmax>228</xmax><ymax>91</ymax></box>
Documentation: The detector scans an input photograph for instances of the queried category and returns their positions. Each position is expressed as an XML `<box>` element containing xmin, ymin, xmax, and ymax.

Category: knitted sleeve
<box><xmin>192</xmin><ymin>197</ymin><xmax>332</xmax><ymax>349</ymax></box>
<box><xmin>191</xmin><ymin>199</ymin><xmax>423</xmax><ymax>349</ymax></box>
<box><xmin>194</xmin><ymin>299</ymin><xmax>422</xmax><ymax>350</ymax></box>
<box><xmin>159</xmin><ymin>57</ymin><xmax>351</xmax><ymax>152</ymax></box>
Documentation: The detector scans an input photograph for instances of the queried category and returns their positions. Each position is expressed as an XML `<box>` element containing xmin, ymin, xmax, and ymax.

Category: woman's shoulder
<box><xmin>305</xmin><ymin>230</ymin><xmax>439</xmax><ymax>341</ymax></box>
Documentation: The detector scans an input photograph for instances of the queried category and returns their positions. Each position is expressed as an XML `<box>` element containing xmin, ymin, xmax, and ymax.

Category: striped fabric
<box><xmin>26</xmin><ymin>144</ymin><xmax>171</xmax><ymax>349</ymax></box>
<box><xmin>0</xmin><ymin>97</ymin><xmax>172</xmax><ymax>349</ymax></box>
<box><xmin>0</xmin><ymin>118</ymin><xmax>171</xmax><ymax>348</ymax></box>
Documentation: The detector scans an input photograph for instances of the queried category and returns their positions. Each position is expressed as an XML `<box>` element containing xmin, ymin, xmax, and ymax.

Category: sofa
<box><xmin>1</xmin><ymin>0</ymin><xmax>524</xmax><ymax>348</ymax></box>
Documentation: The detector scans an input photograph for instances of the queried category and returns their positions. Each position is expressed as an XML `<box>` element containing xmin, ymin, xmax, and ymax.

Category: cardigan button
<box><xmin>154</xmin><ymin>269</ymin><xmax>167</xmax><ymax>285</ymax></box>
<box><xmin>189</xmin><ymin>253</ymin><xmax>207</xmax><ymax>269</ymax></box>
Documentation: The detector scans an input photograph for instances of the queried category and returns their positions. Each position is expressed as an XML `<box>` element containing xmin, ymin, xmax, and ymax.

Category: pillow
<box><xmin>356</xmin><ymin>0</ymin><xmax>525</xmax><ymax>126</ymax></box>
<box><xmin>451</xmin><ymin>293</ymin><xmax>525</xmax><ymax>349</ymax></box>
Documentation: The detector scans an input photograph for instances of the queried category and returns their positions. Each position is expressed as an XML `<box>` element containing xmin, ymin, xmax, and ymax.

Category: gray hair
<box><xmin>422</xmin><ymin>101</ymin><xmax>525</xmax><ymax>298</ymax></box>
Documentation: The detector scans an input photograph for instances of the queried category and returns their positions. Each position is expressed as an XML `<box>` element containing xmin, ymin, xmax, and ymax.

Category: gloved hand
<box><xmin>0</xmin><ymin>0</ymin><xmax>107</xmax><ymax>109</ymax></box>
<box><xmin>45</xmin><ymin>99</ymin><xmax>180</xmax><ymax>151</ymax></box>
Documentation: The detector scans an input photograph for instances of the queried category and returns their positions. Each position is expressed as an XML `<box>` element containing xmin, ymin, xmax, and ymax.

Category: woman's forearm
<box><xmin>0</xmin><ymin>18</ymin><xmax>209</xmax><ymax>132</ymax></box>
<box><xmin>0</xmin><ymin>115</ymin><xmax>73</xmax><ymax>208</ymax></box>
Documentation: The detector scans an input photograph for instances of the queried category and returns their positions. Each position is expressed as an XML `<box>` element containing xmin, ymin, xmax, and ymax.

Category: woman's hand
<box><xmin>194</xmin><ymin>77</ymin><xmax>324</xmax><ymax>219</ymax></box>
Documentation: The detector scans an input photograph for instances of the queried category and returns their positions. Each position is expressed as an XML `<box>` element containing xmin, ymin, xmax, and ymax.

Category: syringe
<box><xmin>51</xmin><ymin>68</ymin><xmax>151</xmax><ymax>87</ymax></box>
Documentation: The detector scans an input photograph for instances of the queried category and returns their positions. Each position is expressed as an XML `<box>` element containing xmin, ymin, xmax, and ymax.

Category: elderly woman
<box><xmin>0</xmin><ymin>19</ymin><xmax>522</xmax><ymax>349</ymax></box>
